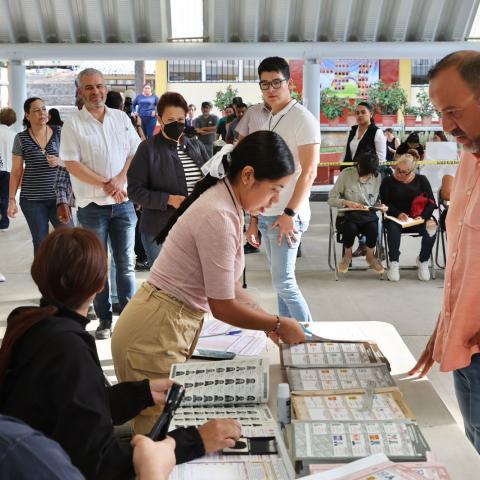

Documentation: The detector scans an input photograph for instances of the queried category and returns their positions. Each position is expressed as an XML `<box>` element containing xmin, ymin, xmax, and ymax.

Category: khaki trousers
<box><xmin>111</xmin><ymin>282</ymin><xmax>204</xmax><ymax>434</ymax></box>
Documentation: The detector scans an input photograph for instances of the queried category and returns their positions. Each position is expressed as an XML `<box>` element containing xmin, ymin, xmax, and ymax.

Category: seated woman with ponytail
<box><xmin>111</xmin><ymin>130</ymin><xmax>306</xmax><ymax>434</ymax></box>
<box><xmin>0</xmin><ymin>228</ymin><xmax>241</xmax><ymax>480</ymax></box>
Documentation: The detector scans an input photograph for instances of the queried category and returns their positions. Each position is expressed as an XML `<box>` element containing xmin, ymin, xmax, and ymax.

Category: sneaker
<box><xmin>387</xmin><ymin>261</ymin><xmax>400</xmax><ymax>282</ymax></box>
<box><xmin>0</xmin><ymin>272</ymin><xmax>5</xmax><ymax>282</ymax></box>
<box><xmin>135</xmin><ymin>260</ymin><xmax>150</xmax><ymax>271</ymax></box>
<box><xmin>0</xmin><ymin>227</ymin><xmax>9</xmax><ymax>232</ymax></box>
<box><xmin>337</xmin><ymin>256</ymin><xmax>351</xmax><ymax>273</ymax></box>
<box><xmin>112</xmin><ymin>302</ymin><xmax>122</xmax><ymax>315</ymax></box>
<box><xmin>244</xmin><ymin>243</ymin><xmax>260</xmax><ymax>254</ymax></box>
<box><xmin>95</xmin><ymin>319</ymin><xmax>112</xmax><ymax>340</ymax></box>
<box><xmin>417</xmin><ymin>257</ymin><xmax>430</xmax><ymax>281</ymax></box>
<box><xmin>368</xmin><ymin>257</ymin><xmax>385</xmax><ymax>274</ymax></box>
<box><xmin>87</xmin><ymin>305</ymin><xmax>97</xmax><ymax>321</ymax></box>
<box><xmin>352</xmin><ymin>243</ymin><xmax>367</xmax><ymax>257</ymax></box>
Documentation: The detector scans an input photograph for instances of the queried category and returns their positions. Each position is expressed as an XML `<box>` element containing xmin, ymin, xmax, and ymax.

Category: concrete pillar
<box><xmin>7</xmin><ymin>60</ymin><xmax>27</xmax><ymax>131</ymax></box>
<box><xmin>302</xmin><ymin>59</ymin><xmax>320</xmax><ymax>121</ymax></box>
<box><xmin>134</xmin><ymin>60</ymin><xmax>145</xmax><ymax>95</ymax></box>
<box><xmin>155</xmin><ymin>60</ymin><xmax>168</xmax><ymax>96</ymax></box>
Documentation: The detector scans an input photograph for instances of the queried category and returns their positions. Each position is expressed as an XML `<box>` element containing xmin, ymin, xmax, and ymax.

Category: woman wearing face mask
<box><xmin>127</xmin><ymin>92</ymin><xmax>210</xmax><ymax>266</ymax></box>
<box><xmin>328</xmin><ymin>150</ymin><xmax>386</xmax><ymax>274</ymax></box>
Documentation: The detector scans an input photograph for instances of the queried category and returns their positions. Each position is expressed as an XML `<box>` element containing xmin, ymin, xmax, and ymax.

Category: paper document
<box><xmin>293</xmin><ymin>420</ymin><xmax>429</xmax><ymax>462</ymax></box>
<box><xmin>384</xmin><ymin>215</ymin><xmax>425</xmax><ymax>228</ymax></box>
<box><xmin>197</xmin><ymin>319</ymin><xmax>267</xmax><ymax>356</ymax></box>
<box><xmin>287</xmin><ymin>365</ymin><xmax>396</xmax><ymax>393</ymax></box>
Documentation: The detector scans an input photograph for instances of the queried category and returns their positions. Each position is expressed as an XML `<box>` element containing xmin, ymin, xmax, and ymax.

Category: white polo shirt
<box><xmin>262</xmin><ymin>100</ymin><xmax>321</xmax><ymax>221</ymax></box>
<box><xmin>60</xmin><ymin>106</ymin><xmax>140</xmax><ymax>207</ymax></box>
<box><xmin>0</xmin><ymin>124</ymin><xmax>16</xmax><ymax>172</ymax></box>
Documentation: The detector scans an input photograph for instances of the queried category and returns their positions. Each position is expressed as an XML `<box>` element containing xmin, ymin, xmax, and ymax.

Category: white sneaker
<box><xmin>0</xmin><ymin>227</ymin><xmax>9</xmax><ymax>232</ymax></box>
<box><xmin>417</xmin><ymin>257</ymin><xmax>430</xmax><ymax>281</ymax></box>
<box><xmin>0</xmin><ymin>272</ymin><xmax>5</xmax><ymax>282</ymax></box>
<box><xmin>387</xmin><ymin>261</ymin><xmax>400</xmax><ymax>282</ymax></box>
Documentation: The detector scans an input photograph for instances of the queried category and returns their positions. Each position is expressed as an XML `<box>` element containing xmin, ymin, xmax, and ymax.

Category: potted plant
<box><xmin>416</xmin><ymin>89</ymin><xmax>435</xmax><ymax>126</ymax></box>
<box><xmin>320</xmin><ymin>91</ymin><xmax>347</xmax><ymax>126</ymax></box>
<box><xmin>403</xmin><ymin>105</ymin><xmax>419</xmax><ymax>127</ymax></box>
<box><xmin>368</xmin><ymin>81</ymin><xmax>407</xmax><ymax>126</ymax></box>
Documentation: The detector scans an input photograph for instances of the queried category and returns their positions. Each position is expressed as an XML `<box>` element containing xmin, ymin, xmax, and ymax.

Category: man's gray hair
<box><xmin>428</xmin><ymin>50</ymin><xmax>480</xmax><ymax>95</ymax></box>
<box><xmin>77</xmin><ymin>68</ymin><xmax>105</xmax><ymax>88</ymax></box>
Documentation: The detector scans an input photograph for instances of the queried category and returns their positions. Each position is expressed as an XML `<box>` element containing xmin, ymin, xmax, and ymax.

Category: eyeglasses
<box><xmin>394</xmin><ymin>167</ymin><xmax>412</xmax><ymax>176</ymax></box>
<box><xmin>259</xmin><ymin>78</ymin><xmax>287</xmax><ymax>91</ymax></box>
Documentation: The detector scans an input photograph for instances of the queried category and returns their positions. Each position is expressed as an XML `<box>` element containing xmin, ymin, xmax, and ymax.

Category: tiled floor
<box><xmin>0</xmin><ymin>201</ymin><xmax>461</xmax><ymax>429</ymax></box>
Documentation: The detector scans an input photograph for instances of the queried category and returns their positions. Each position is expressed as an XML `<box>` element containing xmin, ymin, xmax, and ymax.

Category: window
<box><xmin>205</xmin><ymin>60</ymin><xmax>239</xmax><ymax>82</ymax></box>
<box><xmin>412</xmin><ymin>58</ymin><xmax>439</xmax><ymax>86</ymax></box>
<box><xmin>243</xmin><ymin>59</ymin><xmax>261</xmax><ymax>81</ymax></box>
<box><xmin>168</xmin><ymin>60</ymin><xmax>202</xmax><ymax>82</ymax></box>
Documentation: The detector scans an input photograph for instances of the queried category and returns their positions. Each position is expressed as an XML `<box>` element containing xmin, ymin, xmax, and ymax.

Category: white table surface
<box><xmin>266</xmin><ymin>321</ymin><xmax>480</xmax><ymax>480</ymax></box>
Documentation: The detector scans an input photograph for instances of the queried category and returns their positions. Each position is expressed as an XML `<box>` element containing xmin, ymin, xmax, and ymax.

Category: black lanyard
<box><xmin>268</xmin><ymin>101</ymin><xmax>298</xmax><ymax>132</ymax></box>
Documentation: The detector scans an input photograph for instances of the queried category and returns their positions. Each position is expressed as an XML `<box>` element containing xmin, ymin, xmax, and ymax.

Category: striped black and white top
<box><xmin>177</xmin><ymin>145</ymin><xmax>203</xmax><ymax>194</ymax></box>
<box><xmin>12</xmin><ymin>126</ymin><xmax>61</xmax><ymax>201</ymax></box>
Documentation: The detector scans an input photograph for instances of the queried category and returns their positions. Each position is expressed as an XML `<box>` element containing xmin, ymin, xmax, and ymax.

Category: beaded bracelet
<box><xmin>265</xmin><ymin>315</ymin><xmax>281</xmax><ymax>336</ymax></box>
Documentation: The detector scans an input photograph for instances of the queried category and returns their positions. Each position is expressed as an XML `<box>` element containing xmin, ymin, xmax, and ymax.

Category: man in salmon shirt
<box><xmin>409</xmin><ymin>50</ymin><xmax>480</xmax><ymax>453</ymax></box>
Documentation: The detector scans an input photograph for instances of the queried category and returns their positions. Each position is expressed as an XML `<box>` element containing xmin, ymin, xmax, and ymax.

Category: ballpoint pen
<box><xmin>301</xmin><ymin>324</ymin><xmax>315</xmax><ymax>337</ymax></box>
<box><xmin>200</xmin><ymin>330</ymin><xmax>242</xmax><ymax>338</ymax></box>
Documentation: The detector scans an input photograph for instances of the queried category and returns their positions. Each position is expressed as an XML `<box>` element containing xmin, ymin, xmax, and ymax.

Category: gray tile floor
<box><xmin>0</xmin><ymin>201</ymin><xmax>461</xmax><ymax>429</ymax></box>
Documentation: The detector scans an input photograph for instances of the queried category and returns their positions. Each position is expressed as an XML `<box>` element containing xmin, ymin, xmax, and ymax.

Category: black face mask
<box><xmin>163</xmin><ymin>121</ymin><xmax>185</xmax><ymax>141</ymax></box>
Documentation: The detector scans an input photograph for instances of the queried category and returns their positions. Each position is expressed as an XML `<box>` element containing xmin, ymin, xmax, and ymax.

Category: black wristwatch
<box><xmin>283</xmin><ymin>207</ymin><xmax>296</xmax><ymax>217</ymax></box>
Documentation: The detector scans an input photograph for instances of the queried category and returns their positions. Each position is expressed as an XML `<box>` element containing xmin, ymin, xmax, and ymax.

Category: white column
<box><xmin>302</xmin><ymin>59</ymin><xmax>320</xmax><ymax>121</ymax></box>
<box><xmin>7</xmin><ymin>60</ymin><xmax>27</xmax><ymax>131</ymax></box>
<box><xmin>135</xmin><ymin>60</ymin><xmax>145</xmax><ymax>95</ymax></box>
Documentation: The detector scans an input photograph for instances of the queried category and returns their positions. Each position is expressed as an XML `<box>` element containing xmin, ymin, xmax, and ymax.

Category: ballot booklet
<box><xmin>280</xmin><ymin>341</ymin><xmax>389</xmax><ymax>369</ymax></box>
<box><xmin>287</xmin><ymin>365</ymin><xmax>396</xmax><ymax>394</ymax></box>
<box><xmin>292</xmin><ymin>390</ymin><xmax>415</xmax><ymax>422</ymax></box>
<box><xmin>292</xmin><ymin>420</ymin><xmax>430</xmax><ymax>463</ymax></box>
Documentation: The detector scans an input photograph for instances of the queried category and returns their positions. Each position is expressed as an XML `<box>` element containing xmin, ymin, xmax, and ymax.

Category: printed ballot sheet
<box><xmin>170</xmin><ymin>404</ymin><xmax>278</xmax><ymax>437</ymax></box>
<box><xmin>292</xmin><ymin>390</ymin><xmax>415</xmax><ymax>422</ymax></box>
<box><xmin>293</xmin><ymin>420</ymin><xmax>429</xmax><ymax>462</ymax></box>
<box><xmin>281</xmin><ymin>342</ymin><xmax>388</xmax><ymax>368</ymax></box>
<box><xmin>306</xmin><ymin>453</ymin><xmax>452</xmax><ymax>479</ymax></box>
<box><xmin>170</xmin><ymin>358</ymin><xmax>269</xmax><ymax>407</ymax></box>
<box><xmin>287</xmin><ymin>365</ymin><xmax>396</xmax><ymax>393</ymax></box>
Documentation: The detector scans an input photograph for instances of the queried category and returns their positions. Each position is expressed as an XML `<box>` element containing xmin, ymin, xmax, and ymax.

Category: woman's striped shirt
<box><xmin>177</xmin><ymin>145</ymin><xmax>203</xmax><ymax>194</ymax></box>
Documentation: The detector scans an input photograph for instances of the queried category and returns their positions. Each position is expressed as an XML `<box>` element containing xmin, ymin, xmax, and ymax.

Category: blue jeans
<box><xmin>20</xmin><ymin>198</ymin><xmax>72</xmax><ymax>254</ymax></box>
<box><xmin>258</xmin><ymin>215</ymin><xmax>311</xmax><ymax>322</ymax></box>
<box><xmin>141</xmin><ymin>231</ymin><xmax>162</xmax><ymax>267</ymax></box>
<box><xmin>453</xmin><ymin>353</ymin><xmax>480</xmax><ymax>453</ymax></box>
<box><xmin>141</xmin><ymin>116</ymin><xmax>157</xmax><ymax>138</ymax></box>
<box><xmin>0</xmin><ymin>171</ymin><xmax>10</xmax><ymax>230</ymax></box>
<box><xmin>77</xmin><ymin>202</ymin><xmax>137</xmax><ymax>321</ymax></box>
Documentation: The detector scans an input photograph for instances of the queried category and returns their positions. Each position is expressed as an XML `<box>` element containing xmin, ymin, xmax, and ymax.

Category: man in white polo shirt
<box><xmin>247</xmin><ymin>57</ymin><xmax>320</xmax><ymax>322</ymax></box>
<box><xmin>60</xmin><ymin>68</ymin><xmax>140</xmax><ymax>339</ymax></box>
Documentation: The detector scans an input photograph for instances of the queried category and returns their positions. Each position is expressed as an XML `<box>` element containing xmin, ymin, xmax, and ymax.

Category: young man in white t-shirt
<box><xmin>247</xmin><ymin>57</ymin><xmax>321</xmax><ymax>322</ymax></box>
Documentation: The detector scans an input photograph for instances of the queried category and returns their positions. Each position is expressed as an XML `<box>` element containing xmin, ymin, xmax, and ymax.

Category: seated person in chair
<box><xmin>380</xmin><ymin>153</ymin><xmax>437</xmax><ymax>282</ymax></box>
<box><xmin>328</xmin><ymin>150</ymin><xmax>386</xmax><ymax>274</ymax></box>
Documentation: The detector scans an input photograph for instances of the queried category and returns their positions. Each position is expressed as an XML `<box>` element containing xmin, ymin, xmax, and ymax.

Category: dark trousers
<box><xmin>342</xmin><ymin>218</ymin><xmax>378</xmax><ymax>249</ymax></box>
<box><xmin>141</xmin><ymin>116</ymin><xmax>157</xmax><ymax>138</ymax></box>
<box><xmin>385</xmin><ymin>220</ymin><xmax>436</xmax><ymax>262</ymax></box>
<box><xmin>0</xmin><ymin>171</ymin><xmax>9</xmax><ymax>230</ymax></box>
<box><xmin>134</xmin><ymin>208</ymin><xmax>147</xmax><ymax>263</ymax></box>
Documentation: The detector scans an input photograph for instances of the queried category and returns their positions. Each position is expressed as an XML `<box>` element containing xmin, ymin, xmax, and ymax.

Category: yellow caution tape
<box><xmin>317</xmin><ymin>160</ymin><xmax>460</xmax><ymax>167</ymax></box>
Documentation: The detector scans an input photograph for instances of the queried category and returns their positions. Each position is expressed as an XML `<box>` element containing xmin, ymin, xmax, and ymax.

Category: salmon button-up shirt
<box><xmin>433</xmin><ymin>151</ymin><xmax>480</xmax><ymax>372</ymax></box>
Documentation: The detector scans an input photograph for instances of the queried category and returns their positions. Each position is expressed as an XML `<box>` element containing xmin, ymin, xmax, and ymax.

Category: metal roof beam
<box><xmin>95</xmin><ymin>0</ymin><xmax>107</xmax><ymax>43</ymax></box>
<box><xmin>1</xmin><ymin>41</ymin><xmax>478</xmax><ymax>60</ymax></box>
<box><xmin>1</xmin><ymin>0</ymin><xmax>17</xmax><ymax>43</ymax></box>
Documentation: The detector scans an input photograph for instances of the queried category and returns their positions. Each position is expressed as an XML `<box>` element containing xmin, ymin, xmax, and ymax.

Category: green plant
<box><xmin>320</xmin><ymin>91</ymin><xmax>348</xmax><ymax>120</ymax></box>
<box><xmin>367</xmin><ymin>81</ymin><xmax>407</xmax><ymax>115</ymax></box>
<box><xmin>416</xmin><ymin>89</ymin><xmax>435</xmax><ymax>117</ymax></box>
<box><xmin>213</xmin><ymin>85</ymin><xmax>239</xmax><ymax>111</ymax></box>
<box><xmin>403</xmin><ymin>105</ymin><xmax>419</xmax><ymax>116</ymax></box>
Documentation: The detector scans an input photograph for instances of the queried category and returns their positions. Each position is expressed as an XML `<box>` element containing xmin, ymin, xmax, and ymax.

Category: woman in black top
<box><xmin>128</xmin><ymin>92</ymin><xmax>209</xmax><ymax>266</ymax></box>
<box><xmin>385</xmin><ymin>128</ymin><xmax>400</xmax><ymax>161</ymax></box>
<box><xmin>0</xmin><ymin>228</ymin><xmax>241</xmax><ymax>480</ymax></box>
<box><xmin>396</xmin><ymin>132</ymin><xmax>425</xmax><ymax>159</ymax></box>
<box><xmin>8</xmin><ymin>97</ymin><xmax>73</xmax><ymax>254</ymax></box>
<box><xmin>380</xmin><ymin>153</ymin><xmax>437</xmax><ymax>282</ymax></box>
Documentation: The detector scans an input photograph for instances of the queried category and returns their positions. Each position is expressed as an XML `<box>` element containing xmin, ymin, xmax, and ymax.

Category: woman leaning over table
<box><xmin>328</xmin><ymin>150</ymin><xmax>386</xmax><ymax>275</ymax></box>
<box><xmin>380</xmin><ymin>153</ymin><xmax>437</xmax><ymax>283</ymax></box>
<box><xmin>111</xmin><ymin>131</ymin><xmax>306</xmax><ymax>434</ymax></box>
<box><xmin>7</xmin><ymin>97</ymin><xmax>72</xmax><ymax>254</ymax></box>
